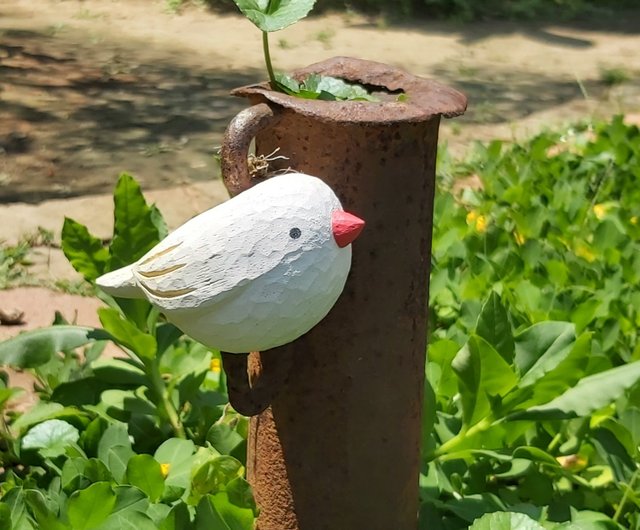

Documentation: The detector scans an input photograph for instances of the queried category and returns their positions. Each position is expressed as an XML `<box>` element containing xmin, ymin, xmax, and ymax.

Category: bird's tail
<box><xmin>96</xmin><ymin>265</ymin><xmax>144</xmax><ymax>299</ymax></box>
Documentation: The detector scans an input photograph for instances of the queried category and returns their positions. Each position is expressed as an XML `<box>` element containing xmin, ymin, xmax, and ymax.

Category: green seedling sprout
<box><xmin>231</xmin><ymin>0</ymin><xmax>379</xmax><ymax>101</ymax></box>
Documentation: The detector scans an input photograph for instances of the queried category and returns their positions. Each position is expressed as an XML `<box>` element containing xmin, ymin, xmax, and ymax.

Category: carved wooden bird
<box><xmin>96</xmin><ymin>173</ymin><xmax>364</xmax><ymax>353</ymax></box>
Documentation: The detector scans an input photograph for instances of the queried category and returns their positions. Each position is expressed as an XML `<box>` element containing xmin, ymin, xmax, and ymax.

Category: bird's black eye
<box><xmin>289</xmin><ymin>227</ymin><xmax>301</xmax><ymax>239</ymax></box>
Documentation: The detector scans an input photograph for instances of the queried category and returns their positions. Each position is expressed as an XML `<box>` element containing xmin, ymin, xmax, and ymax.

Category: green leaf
<box><xmin>510</xmin><ymin>361</ymin><xmax>640</xmax><ymax>420</ymax></box>
<box><xmin>225</xmin><ymin>478</ymin><xmax>257</xmax><ymax>514</ymax></box>
<box><xmin>314</xmin><ymin>75</ymin><xmax>377</xmax><ymax>101</ymax></box>
<box><xmin>475</xmin><ymin>292</ymin><xmax>514</xmax><ymax>363</ymax></box>
<box><xmin>512</xmin><ymin>446</ymin><xmax>562</xmax><ymax>468</ymax></box>
<box><xmin>504</xmin><ymin>332</ymin><xmax>592</xmax><ymax>410</ymax></box>
<box><xmin>591</xmin><ymin>427</ymin><xmax>636</xmax><ymax>482</ymax></box>
<box><xmin>95</xmin><ymin>511</ymin><xmax>157</xmax><ymax>530</ymax></box>
<box><xmin>273</xmin><ymin>72</ymin><xmax>300</xmax><ymax>94</ymax></box>
<box><xmin>195</xmin><ymin>491</ymin><xmax>255</xmax><ymax>530</ymax></box>
<box><xmin>0</xmin><ymin>326</ymin><xmax>110</xmax><ymax>368</ymax></box>
<box><xmin>190</xmin><ymin>456</ymin><xmax>244</xmax><ymax>504</ymax></box>
<box><xmin>100</xmin><ymin>389</ymin><xmax>157</xmax><ymax>416</ymax></box>
<box><xmin>273</xmin><ymin>72</ymin><xmax>377</xmax><ymax>102</ymax></box>
<box><xmin>232</xmin><ymin>0</ymin><xmax>316</xmax><ymax>32</ymax></box>
<box><xmin>514</xmin><ymin>321</ymin><xmax>576</xmax><ymax>386</ymax></box>
<box><xmin>61</xmin><ymin>217</ymin><xmax>110</xmax><ymax>282</ymax></box>
<box><xmin>91</xmin><ymin>358</ymin><xmax>147</xmax><ymax>386</ymax></box>
<box><xmin>84</xmin><ymin>458</ymin><xmax>114</xmax><ymax>484</ymax></box>
<box><xmin>98</xmin><ymin>308</ymin><xmax>156</xmax><ymax>360</ymax></box>
<box><xmin>154</xmin><ymin>438</ymin><xmax>196</xmax><ymax>488</ymax></box>
<box><xmin>10</xmin><ymin>402</ymin><xmax>64</xmax><ymax>432</ymax></box>
<box><xmin>206</xmin><ymin>424</ymin><xmax>245</xmax><ymax>456</ymax></box>
<box><xmin>62</xmin><ymin>458</ymin><xmax>89</xmax><ymax>493</ymax></box>
<box><xmin>67</xmin><ymin>482</ymin><xmax>116</xmax><ymax>530</ymax></box>
<box><xmin>22</xmin><ymin>419</ymin><xmax>80</xmax><ymax>458</ymax></box>
<box><xmin>125</xmin><ymin>455</ymin><xmax>165</xmax><ymax>502</ymax></box>
<box><xmin>469</xmin><ymin>511</ymin><xmax>545</xmax><ymax>529</ymax></box>
<box><xmin>0</xmin><ymin>503</ymin><xmax>11</xmax><ymax>530</ymax></box>
<box><xmin>108</xmin><ymin>485</ymin><xmax>150</xmax><ymax>518</ymax></box>
<box><xmin>452</xmin><ymin>335</ymin><xmax>518</xmax><ymax>426</ymax></box>
<box><xmin>109</xmin><ymin>173</ymin><xmax>162</xmax><ymax>270</ymax></box>
<box><xmin>158</xmin><ymin>503</ymin><xmax>192</xmax><ymax>530</ymax></box>
<box><xmin>98</xmin><ymin>425</ymin><xmax>135</xmax><ymax>483</ymax></box>
<box><xmin>427</xmin><ymin>339</ymin><xmax>460</xmax><ymax>400</ymax></box>
<box><xmin>23</xmin><ymin>489</ymin><xmax>66</xmax><ymax>530</ymax></box>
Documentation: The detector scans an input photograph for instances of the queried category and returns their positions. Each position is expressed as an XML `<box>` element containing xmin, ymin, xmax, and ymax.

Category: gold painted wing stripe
<box><xmin>139</xmin><ymin>282</ymin><xmax>196</xmax><ymax>299</ymax></box>
<box><xmin>139</xmin><ymin>242</ymin><xmax>183</xmax><ymax>266</ymax></box>
<box><xmin>137</xmin><ymin>263</ymin><xmax>186</xmax><ymax>278</ymax></box>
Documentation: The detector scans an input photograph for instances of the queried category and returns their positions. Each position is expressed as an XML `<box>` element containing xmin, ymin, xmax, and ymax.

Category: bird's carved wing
<box><xmin>131</xmin><ymin>218</ymin><xmax>289</xmax><ymax>311</ymax></box>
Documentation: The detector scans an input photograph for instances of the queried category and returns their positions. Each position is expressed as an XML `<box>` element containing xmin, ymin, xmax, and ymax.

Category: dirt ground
<box><xmin>0</xmin><ymin>0</ymin><xmax>639</xmax><ymax>203</ymax></box>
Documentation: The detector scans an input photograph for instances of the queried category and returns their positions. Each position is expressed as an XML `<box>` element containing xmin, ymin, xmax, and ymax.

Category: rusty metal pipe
<box><xmin>221</xmin><ymin>57</ymin><xmax>466</xmax><ymax>530</ymax></box>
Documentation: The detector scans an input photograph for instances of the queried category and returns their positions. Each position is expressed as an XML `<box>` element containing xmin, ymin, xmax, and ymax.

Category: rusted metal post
<box><xmin>220</xmin><ymin>57</ymin><xmax>466</xmax><ymax>530</ymax></box>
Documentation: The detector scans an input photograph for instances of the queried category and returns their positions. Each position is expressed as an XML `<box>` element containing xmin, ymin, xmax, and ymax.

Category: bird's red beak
<box><xmin>332</xmin><ymin>210</ymin><xmax>365</xmax><ymax>248</ymax></box>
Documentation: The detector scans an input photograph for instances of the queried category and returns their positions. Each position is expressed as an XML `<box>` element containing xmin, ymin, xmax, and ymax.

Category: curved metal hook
<box><xmin>221</xmin><ymin>350</ymin><xmax>293</xmax><ymax>416</ymax></box>
<box><xmin>220</xmin><ymin>102</ymin><xmax>283</xmax><ymax>197</ymax></box>
<box><xmin>219</xmin><ymin>101</ymin><xmax>290</xmax><ymax>416</ymax></box>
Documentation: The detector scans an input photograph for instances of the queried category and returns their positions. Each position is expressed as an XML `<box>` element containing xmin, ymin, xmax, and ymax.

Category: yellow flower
<box><xmin>160</xmin><ymin>463</ymin><xmax>171</xmax><ymax>477</ymax></box>
<box><xmin>575</xmin><ymin>242</ymin><xmax>596</xmax><ymax>262</ymax></box>
<box><xmin>631</xmin><ymin>216</ymin><xmax>638</xmax><ymax>225</ymax></box>
<box><xmin>210</xmin><ymin>358</ymin><xmax>222</xmax><ymax>373</ymax></box>
<box><xmin>556</xmin><ymin>454</ymin><xmax>587</xmax><ymax>472</ymax></box>
<box><xmin>514</xmin><ymin>229</ymin><xmax>526</xmax><ymax>246</ymax></box>
<box><xmin>593</xmin><ymin>204</ymin><xmax>607</xmax><ymax>220</ymax></box>
<box><xmin>466</xmin><ymin>211</ymin><xmax>478</xmax><ymax>224</ymax></box>
<box><xmin>466</xmin><ymin>211</ymin><xmax>488</xmax><ymax>233</ymax></box>
<box><xmin>475</xmin><ymin>215</ymin><xmax>488</xmax><ymax>233</ymax></box>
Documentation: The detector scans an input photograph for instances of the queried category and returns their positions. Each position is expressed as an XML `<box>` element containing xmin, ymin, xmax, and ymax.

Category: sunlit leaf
<box><xmin>62</xmin><ymin>217</ymin><xmax>110</xmax><ymax>282</ymax></box>
<box><xmin>514</xmin><ymin>322</ymin><xmax>576</xmax><ymax>386</ymax></box>
<box><xmin>469</xmin><ymin>511</ymin><xmax>545</xmax><ymax>529</ymax></box>
<box><xmin>67</xmin><ymin>482</ymin><xmax>116</xmax><ymax>530</ymax></box>
<box><xmin>475</xmin><ymin>291</ymin><xmax>514</xmax><ymax>363</ymax></box>
<box><xmin>125</xmin><ymin>455</ymin><xmax>165</xmax><ymax>502</ymax></box>
<box><xmin>98</xmin><ymin>308</ymin><xmax>156</xmax><ymax>360</ymax></box>
<box><xmin>510</xmin><ymin>361</ymin><xmax>640</xmax><ymax>420</ymax></box>
<box><xmin>0</xmin><ymin>326</ymin><xmax>109</xmax><ymax>368</ymax></box>
<box><xmin>452</xmin><ymin>335</ymin><xmax>518</xmax><ymax>426</ymax></box>
<box><xmin>109</xmin><ymin>173</ymin><xmax>163</xmax><ymax>270</ymax></box>
<box><xmin>22</xmin><ymin>419</ymin><xmax>80</xmax><ymax>458</ymax></box>
<box><xmin>232</xmin><ymin>0</ymin><xmax>316</xmax><ymax>32</ymax></box>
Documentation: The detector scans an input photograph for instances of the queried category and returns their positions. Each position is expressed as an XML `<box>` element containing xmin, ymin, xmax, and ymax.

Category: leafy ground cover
<box><xmin>0</xmin><ymin>116</ymin><xmax>639</xmax><ymax>528</ymax></box>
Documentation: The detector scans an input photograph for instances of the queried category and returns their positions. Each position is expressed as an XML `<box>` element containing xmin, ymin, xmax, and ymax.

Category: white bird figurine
<box><xmin>96</xmin><ymin>173</ymin><xmax>365</xmax><ymax>353</ymax></box>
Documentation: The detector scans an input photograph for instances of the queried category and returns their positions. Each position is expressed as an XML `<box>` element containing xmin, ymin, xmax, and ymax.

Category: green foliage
<box><xmin>232</xmin><ymin>0</ymin><xmax>316</xmax><ymax>32</ymax></box>
<box><xmin>431</xmin><ymin>116</ymin><xmax>640</xmax><ymax>366</ymax></box>
<box><xmin>0</xmin><ymin>172</ymin><xmax>251</xmax><ymax>529</ymax></box>
<box><xmin>421</xmin><ymin>116</ymin><xmax>640</xmax><ymax>528</ymax></box>
<box><xmin>2</xmin><ymin>117</ymin><xmax>640</xmax><ymax>528</ymax></box>
<box><xmin>274</xmin><ymin>72</ymin><xmax>379</xmax><ymax>101</ymax></box>
<box><xmin>0</xmin><ymin>240</ymin><xmax>32</xmax><ymax>289</ymax></box>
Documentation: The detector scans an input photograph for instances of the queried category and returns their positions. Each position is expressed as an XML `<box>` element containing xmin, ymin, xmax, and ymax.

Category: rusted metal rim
<box><xmin>231</xmin><ymin>56</ymin><xmax>467</xmax><ymax>124</ymax></box>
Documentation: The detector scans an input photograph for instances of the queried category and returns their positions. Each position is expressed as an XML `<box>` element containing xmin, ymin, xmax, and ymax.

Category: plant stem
<box><xmin>149</xmin><ymin>361</ymin><xmax>186</xmax><ymax>439</ymax></box>
<box><xmin>430</xmin><ymin>417</ymin><xmax>495</xmax><ymax>460</ymax></box>
<box><xmin>262</xmin><ymin>31</ymin><xmax>276</xmax><ymax>88</ymax></box>
<box><xmin>613</xmin><ymin>467</ymin><xmax>639</xmax><ymax>523</ymax></box>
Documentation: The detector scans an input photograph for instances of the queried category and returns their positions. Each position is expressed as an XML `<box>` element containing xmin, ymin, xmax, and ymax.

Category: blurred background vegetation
<box><xmin>196</xmin><ymin>0</ymin><xmax>640</xmax><ymax>20</ymax></box>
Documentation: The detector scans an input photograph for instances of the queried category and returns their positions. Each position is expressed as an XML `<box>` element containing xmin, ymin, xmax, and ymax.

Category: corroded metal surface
<box><xmin>221</xmin><ymin>56</ymin><xmax>467</xmax><ymax>530</ymax></box>
<box><xmin>231</xmin><ymin>56</ymin><xmax>467</xmax><ymax>125</ymax></box>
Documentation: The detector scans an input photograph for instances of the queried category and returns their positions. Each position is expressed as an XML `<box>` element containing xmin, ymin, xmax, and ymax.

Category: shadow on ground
<box><xmin>347</xmin><ymin>6</ymin><xmax>640</xmax><ymax>42</ymax></box>
<box><xmin>0</xmin><ymin>28</ymin><xmax>259</xmax><ymax>203</ymax></box>
<box><xmin>0</xmin><ymin>9</ymin><xmax>637</xmax><ymax>203</ymax></box>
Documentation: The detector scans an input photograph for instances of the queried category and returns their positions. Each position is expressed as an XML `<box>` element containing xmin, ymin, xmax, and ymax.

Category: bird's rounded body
<box><xmin>97</xmin><ymin>173</ymin><xmax>363</xmax><ymax>353</ymax></box>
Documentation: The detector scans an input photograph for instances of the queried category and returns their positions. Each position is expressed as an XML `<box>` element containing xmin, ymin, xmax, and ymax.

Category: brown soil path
<box><xmin>1</xmin><ymin>0</ymin><xmax>639</xmax><ymax>203</ymax></box>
